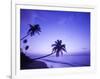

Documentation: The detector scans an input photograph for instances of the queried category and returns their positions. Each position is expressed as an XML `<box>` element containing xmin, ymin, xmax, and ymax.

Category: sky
<box><xmin>20</xmin><ymin>9</ymin><xmax>90</xmax><ymax>55</ymax></box>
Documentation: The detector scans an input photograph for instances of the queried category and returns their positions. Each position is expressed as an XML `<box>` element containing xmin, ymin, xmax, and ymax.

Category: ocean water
<box><xmin>40</xmin><ymin>55</ymin><xmax>90</xmax><ymax>68</ymax></box>
<box><xmin>28</xmin><ymin>53</ymin><xmax>90</xmax><ymax>68</ymax></box>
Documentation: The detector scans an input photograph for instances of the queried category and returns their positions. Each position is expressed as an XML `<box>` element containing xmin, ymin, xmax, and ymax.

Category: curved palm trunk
<box><xmin>32</xmin><ymin>52</ymin><xmax>55</xmax><ymax>60</ymax></box>
<box><xmin>21</xmin><ymin>33</ymin><xmax>30</xmax><ymax>41</ymax></box>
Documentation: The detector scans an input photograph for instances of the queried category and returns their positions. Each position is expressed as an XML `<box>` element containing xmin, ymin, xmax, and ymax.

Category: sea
<box><xmin>26</xmin><ymin>52</ymin><xmax>90</xmax><ymax>68</ymax></box>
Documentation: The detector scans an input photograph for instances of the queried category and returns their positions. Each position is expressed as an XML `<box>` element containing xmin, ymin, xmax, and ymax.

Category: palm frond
<box><xmin>59</xmin><ymin>40</ymin><xmax>62</xmax><ymax>44</ymax></box>
<box><xmin>60</xmin><ymin>51</ymin><xmax>63</xmax><ymax>56</ymax></box>
<box><xmin>51</xmin><ymin>44</ymin><xmax>56</xmax><ymax>47</ymax></box>
<box><xmin>62</xmin><ymin>44</ymin><xmax>66</xmax><ymax>48</ymax></box>
<box><xmin>62</xmin><ymin>48</ymin><xmax>67</xmax><ymax>53</ymax></box>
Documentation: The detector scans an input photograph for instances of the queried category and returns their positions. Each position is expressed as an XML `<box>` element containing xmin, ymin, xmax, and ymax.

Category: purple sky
<box><xmin>20</xmin><ymin>9</ymin><xmax>90</xmax><ymax>55</ymax></box>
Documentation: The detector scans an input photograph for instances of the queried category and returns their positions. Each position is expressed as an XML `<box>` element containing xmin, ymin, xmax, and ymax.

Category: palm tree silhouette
<box><xmin>21</xmin><ymin>24</ymin><xmax>41</xmax><ymax>40</ymax></box>
<box><xmin>21</xmin><ymin>24</ymin><xmax>41</xmax><ymax>55</ymax></box>
<box><xmin>52</xmin><ymin>40</ymin><xmax>67</xmax><ymax>57</ymax></box>
<box><xmin>32</xmin><ymin>40</ymin><xmax>67</xmax><ymax>60</ymax></box>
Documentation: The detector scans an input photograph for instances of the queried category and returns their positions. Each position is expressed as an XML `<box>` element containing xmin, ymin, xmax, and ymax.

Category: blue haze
<box><xmin>20</xmin><ymin>9</ymin><xmax>90</xmax><ymax>67</ymax></box>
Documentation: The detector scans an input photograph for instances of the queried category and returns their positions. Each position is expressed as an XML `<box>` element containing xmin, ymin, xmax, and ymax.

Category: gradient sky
<box><xmin>20</xmin><ymin>9</ymin><xmax>90</xmax><ymax>55</ymax></box>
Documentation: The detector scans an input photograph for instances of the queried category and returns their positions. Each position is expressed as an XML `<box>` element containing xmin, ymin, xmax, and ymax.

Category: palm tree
<box><xmin>32</xmin><ymin>40</ymin><xmax>67</xmax><ymax>60</ymax></box>
<box><xmin>52</xmin><ymin>40</ymin><xmax>67</xmax><ymax>57</ymax></box>
<box><xmin>21</xmin><ymin>24</ymin><xmax>41</xmax><ymax>40</ymax></box>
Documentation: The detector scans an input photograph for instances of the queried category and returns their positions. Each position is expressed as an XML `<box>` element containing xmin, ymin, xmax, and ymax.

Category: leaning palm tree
<box><xmin>21</xmin><ymin>24</ymin><xmax>41</xmax><ymax>40</ymax></box>
<box><xmin>32</xmin><ymin>40</ymin><xmax>67</xmax><ymax>60</ymax></box>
